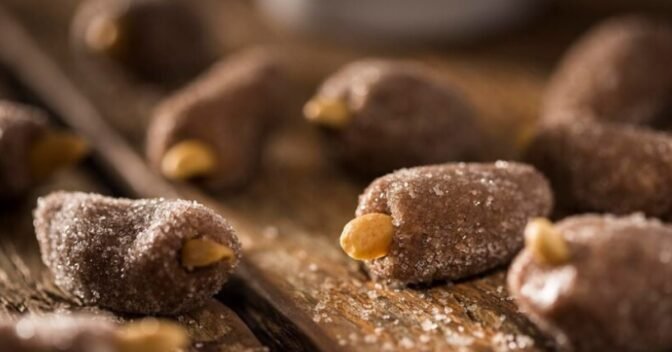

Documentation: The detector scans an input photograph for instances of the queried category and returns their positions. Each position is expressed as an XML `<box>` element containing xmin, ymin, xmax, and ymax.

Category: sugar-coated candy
<box><xmin>147</xmin><ymin>49</ymin><xmax>291</xmax><ymax>189</ymax></box>
<box><xmin>543</xmin><ymin>16</ymin><xmax>672</xmax><ymax>126</ymax></box>
<box><xmin>0</xmin><ymin>313</ymin><xmax>188</xmax><ymax>352</ymax></box>
<box><xmin>305</xmin><ymin>59</ymin><xmax>483</xmax><ymax>176</ymax></box>
<box><xmin>34</xmin><ymin>191</ymin><xmax>241</xmax><ymax>315</ymax></box>
<box><xmin>508</xmin><ymin>214</ymin><xmax>672</xmax><ymax>352</ymax></box>
<box><xmin>0</xmin><ymin>101</ymin><xmax>87</xmax><ymax>199</ymax></box>
<box><xmin>527</xmin><ymin>120</ymin><xmax>672</xmax><ymax>218</ymax></box>
<box><xmin>340</xmin><ymin>162</ymin><xmax>552</xmax><ymax>284</ymax></box>
<box><xmin>72</xmin><ymin>0</ymin><xmax>215</xmax><ymax>86</ymax></box>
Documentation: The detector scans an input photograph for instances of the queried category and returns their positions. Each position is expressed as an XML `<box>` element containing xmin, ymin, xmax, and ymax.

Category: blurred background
<box><xmin>3</xmin><ymin>0</ymin><xmax>672</xmax><ymax>184</ymax></box>
<box><xmin>3</xmin><ymin>0</ymin><xmax>672</xmax><ymax>193</ymax></box>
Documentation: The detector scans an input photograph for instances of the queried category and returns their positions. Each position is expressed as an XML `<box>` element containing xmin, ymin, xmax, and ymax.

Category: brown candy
<box><xmin>508</xmin><ymin>214</ymin><xmax>672</xmax><ymax>352</ymax></box>
<box><xmin>0</xmin><ymin>101</ymin><xmax>87</xmax><ymax>200</ymax></box>
<box><xmin>0</xmin><ymin>314</ymin><xmax>189</xmax><ymax>352</ymax></box>
<box><xmin>343</xmin><ymin>162</ymin><xmax>552</xmax><ymax>284</ymax></box>
<box><xmin>305</xmin><ymin>59</ymin><xmax>483</xmax><ymax>176</ymax></box>
<box><xmin>543</xmin><ymin>16</ymin><xmax>672</xmax><ymax>126</ymax></box>
<box><xmin>147</xmin><ymin>49</ymin><xmax>291</xmax><ymax>189</ymax></box>
<box><xmin>0</xmin><ymin>314</ymin><xmax>118</xmax><ymax>352</ymax></box>
<box><xmin>527</xmin><ymin>119</ymin><xmax>672</xmax><ymax>218</ymax></box>
<box><xmin>34</xmin><ymin>192</ymin><xmax>241</xmax><ymax>315</ymax></box>
<box><xmin>72</xmin><ymin>0</ymin><xmax>215</xmax><ymax>86</ymax></box>
<box><xmin>0</xmin><ymin>101</ymin><xmax>47</xmax><ymax>198</ymax></box>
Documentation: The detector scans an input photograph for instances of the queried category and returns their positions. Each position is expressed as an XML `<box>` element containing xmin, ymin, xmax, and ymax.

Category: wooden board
<box><xmin>2</xmin><ymin>1</ymin><xmax>671</xmax><ymax>351</ymax></box>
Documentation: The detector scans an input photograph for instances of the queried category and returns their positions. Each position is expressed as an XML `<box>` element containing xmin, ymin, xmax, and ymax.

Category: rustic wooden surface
<box><xmin>1</xmin><ymin>1</ymin><xmax>671</xmax><ymax>351</ymax></box>
<box><xmin>0</xmin><ymin>167</ymin><xmax>263</xmax><ymax>352</ymax></box>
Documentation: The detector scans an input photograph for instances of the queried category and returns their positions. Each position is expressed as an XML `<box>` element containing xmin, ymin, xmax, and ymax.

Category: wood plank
<box><xmin>1</xmin><ymin>1</ymin><xmax>647</xmax><ymax>350</ymax></box>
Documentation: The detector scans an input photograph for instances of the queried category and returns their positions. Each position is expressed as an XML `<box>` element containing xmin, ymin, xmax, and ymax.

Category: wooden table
<box><xmin>0</xmin><ymin>1</ymin><xmax>670</xmax><ymax>351</ymax></box>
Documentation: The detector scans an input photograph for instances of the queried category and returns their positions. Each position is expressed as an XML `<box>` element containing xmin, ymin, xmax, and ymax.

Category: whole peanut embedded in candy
<box><xmin>0</xmin><ymin>101</ymin><xmax>88</xmax><ymax>199</ymax></box>
<box><xmin>543</xmin><ymin>16</ymin><xmax>672</xmax><ymax>126</ymax></box>
<box><xmin>341</xmin><ymin>162</ymin><xmax>552</xmax><ymax>284</ymax></box>
<box><xmin>72</xmin><ymin>0</ymin><xmax>215</xmax><ymax>86</ymax></box>
<box><xmin>523</xmin><ymin>218</ymin><xmax>569</xmax><ymax>266</ymax></box>
<box><xmin>527</xmin><ymin>119</ymin><xmax>672</xmax><ymax>218</ymax></box>
<box><xmin>304</xmin><ymin>59</ymin><xmax>483</xmax><ymax>176</ymax></box>
<box><xmin>508</xmin><ymin>215</ymin><xmax>672</xmax><ymax>352</ymax></box>
<box><xmin>147</xmin><ymin>49</ymin><xmax>292</xmax><ymax>190</ymax></box>
<box><xmin>0</xmin><ymin>314</ymin><xmax>189</xmax><ymax>352</ymax></box>
<box><xmin>34</xmin><ymin>192</ymin><xmax>241</xmax><ymax>315</ymax></box>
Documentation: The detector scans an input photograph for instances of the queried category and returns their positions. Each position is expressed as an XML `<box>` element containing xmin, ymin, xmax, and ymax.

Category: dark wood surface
<box><xmin>1</xmin><ymin>1</ymin><xmax>671</xmax><ymax>351</ymax></box>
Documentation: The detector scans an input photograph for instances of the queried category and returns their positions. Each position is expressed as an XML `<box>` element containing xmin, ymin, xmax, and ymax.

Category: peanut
<box><xmin>303</xmin><ymin>97</ymin><xmax>351</xmax><ymax>128</ymax></box>
<box><xmin>29</xmin><ymin>131</ymin><xmax>89</xmax><ymax>180</ymax></box>
<box><xmin>181</xmin><ymin>238</ymin><xmax>234</xmax><ymax>270</ymax></box>
<box><xmin>85</xmin><ymin>15</ymin><xmax>120</xmax><ymax>53</ymax></box>
<box><xmin>524</xmin><ymin>218</ymin><xmax>570</xmax><ymax>265</ymax></box>
<box><xmin>340</xmin><ymin>213</ymin><xmax>394</xmax><ymax>260</ymax></box>
<box><xmin>161</xmin><ymin>140</ymin><xmax>217</xmax><ymax>181</ymax></box>
<box><xmin>117</xmin><ymin>318</ymin><xmax>189</xmax><ymax>352</ymax></box>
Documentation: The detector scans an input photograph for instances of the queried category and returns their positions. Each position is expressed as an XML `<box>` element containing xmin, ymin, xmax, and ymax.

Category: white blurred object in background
<box><xmin>256</xmin><ymin>0</ymin><xmax>543</xmax><ymax>43</ymax></box>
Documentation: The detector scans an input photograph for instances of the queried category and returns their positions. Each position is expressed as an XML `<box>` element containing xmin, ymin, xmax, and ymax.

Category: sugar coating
<box><xmin>72</xmin><ymin>0</ymin><xmax>214</xmax><ymax>86</ymax></box>
<box><xmin>314</xmin><ymin>59</ymin><xmax>483</xmax><ymax>176</ymax></box>
<box><xmin>543</xmin><ymin>16</ymin><xmax>672</xmax><ymax>126</ymax></box>
<box><xmin>147</xmin><ymin>49</ymin><xmax>291</xmax><ymax>189</ymax></box>
<box><xmin>34</xmin><ymin>191</ymin><xmax>241</xmax><ymax>315</ymax></box>
<box><xmin>0</xmin><ymin>313</ymin><xmax>117</xmax><ymax>352</ymax></box>
<box><xmin>527</xmin><ymin>119</ymin><xmax>672</xmax><ymax>218</ymax></box>
<box><xmin>508</xmin><ymin>214</ymin><xmax>672</xmax><ymax>351</ymax></box>
<box><xmin>356</xmin><ymin>162</ymin><xmax>552</xmax><ymax>284</ymax></box>
<box><xmin>0</xmin><ymin>100</ymin><xmax>47</xmax><ymax>199</ymax></box>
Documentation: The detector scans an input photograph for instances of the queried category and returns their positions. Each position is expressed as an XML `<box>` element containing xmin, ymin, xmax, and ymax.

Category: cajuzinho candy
<box><xmin>509</xmin><ymin>214</ymin><xmax>672</xmax><ymax>352</ymax></box>
<box><xmin>34</xmin><ymin>191</ymin><xmax>241</xmax><ymax>315</ymax></box>
<box><xmin>340</xmin><ymin>162</ymin><xmax>552</xmax><ymax>284</ymax></box>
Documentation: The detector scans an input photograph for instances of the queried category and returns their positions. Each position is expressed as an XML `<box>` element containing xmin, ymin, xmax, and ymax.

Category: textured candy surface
<box><xmin>0</xmin><ymin>100</ymin><xmax>47</xmax><ymax>198</ymax></box>
<box><xmin>0</xmin><ymin>314</ymin><xmax>117</xmax><ymax>352</ymax></box>
<box><xmin>356</xmin><ymin>162</ymin><xmax>552</xmax><ymax>284</ymax></box>
<box><xmin>34</xmin><ymin>192</ymin><xmax>241</xmax><ymax>315</ymax></box>
<box><xmin>508</xmin><ymin>214</ymin><xmax>672</xmax><ymax>352</ymax></box>
<box><xmin>527</xmin><ymin>119</ymin><xmax>672</xmax><ymax>218</ymax></box>
<box><xmin>314</xmin><ymin>59</ymin><xmax>483</xmax><ymax>176</ymax></box>
<box><xmin>543</xmin><ymin>16</ymin><xmax>672</xmax><ymax>126</ymax></box>
<box><xmin>147</xmin><ymin>49</ymin><xmax>290</xmax><ymax>189</ymax></box>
